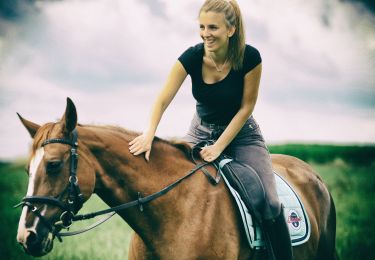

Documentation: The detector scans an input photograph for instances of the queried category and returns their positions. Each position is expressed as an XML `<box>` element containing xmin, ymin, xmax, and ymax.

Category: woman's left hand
<box><xmin>200</xmin><ymin>144</ymin><xmax>223</xmax><ymax>162</ymax></box>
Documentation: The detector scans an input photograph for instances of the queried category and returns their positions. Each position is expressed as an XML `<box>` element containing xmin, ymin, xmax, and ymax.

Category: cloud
<box><xmin>0</xmin><ymin>0</ymin><xmax>374</xmax><ymax>160</ymax></box>
<box><xmin>242</xmin><ymin>0</ymin><xmax>375</xmax><ymax>114</ymax></box>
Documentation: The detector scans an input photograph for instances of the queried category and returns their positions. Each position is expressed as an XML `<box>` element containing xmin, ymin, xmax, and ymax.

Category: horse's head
<box><xmin>16</xmin><ymin>98</ymin><xmax>96</xmax><ymax>256</ymax></box>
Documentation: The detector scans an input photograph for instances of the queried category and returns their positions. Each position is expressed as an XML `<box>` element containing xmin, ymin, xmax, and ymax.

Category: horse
<box><xmin>16</xmin><ymin>98</ymin><xmax>337</xmax><ymax>259</ymax></box>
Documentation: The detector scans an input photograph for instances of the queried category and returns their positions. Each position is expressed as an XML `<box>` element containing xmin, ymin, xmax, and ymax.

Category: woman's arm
<box><xmin>200</xmin><ymin>63</ymin><xmax>262</xmax><ymax>161</ymax></box>
<box><xmin>129</xmin><ymin>61</ymin><xmax>188</xmax><ymax>160</ymax></box>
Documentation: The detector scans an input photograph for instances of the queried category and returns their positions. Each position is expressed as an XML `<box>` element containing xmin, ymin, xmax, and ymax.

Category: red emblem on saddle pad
<box><xmin>287</xmin><ymin>210</ymin><xmax>302</xmax><ymax>230</ymax></box>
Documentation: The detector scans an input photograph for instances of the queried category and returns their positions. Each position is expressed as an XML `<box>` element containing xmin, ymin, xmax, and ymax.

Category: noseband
<box><xmin>15</xmin><ymin>129</ymin><xmax>212</xmax><ymax>241</ymax></box>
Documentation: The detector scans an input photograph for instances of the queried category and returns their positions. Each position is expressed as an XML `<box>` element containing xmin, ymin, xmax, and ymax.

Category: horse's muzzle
<box><xmin>18</xmin><ymin>229</ymin><xmax>54</xmax><ymax>257</ymax></box>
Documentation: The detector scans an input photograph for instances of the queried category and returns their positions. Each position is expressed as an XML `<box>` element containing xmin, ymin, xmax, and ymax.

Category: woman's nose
<box><xmin>201</xmin><ymin>28</ymin><xmax>211</xmax><ymax>37</ymax></box>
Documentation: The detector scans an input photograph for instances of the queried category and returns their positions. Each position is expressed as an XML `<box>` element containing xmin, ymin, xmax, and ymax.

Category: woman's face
<box><xmin>199</xmin><ymin>11</ymin><xmax>235</xmax><ymax>53</ymax></box>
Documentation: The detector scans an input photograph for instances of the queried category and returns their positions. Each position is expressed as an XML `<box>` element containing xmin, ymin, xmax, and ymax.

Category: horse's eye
<box><xmin>46</xmin><ymin>161</ymin><xmax>63</xmax><ymax>174</ymax></box>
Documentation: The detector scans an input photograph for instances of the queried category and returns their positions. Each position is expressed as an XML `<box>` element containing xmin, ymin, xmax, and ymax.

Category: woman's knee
<box><xmin>264</xmin><ymin>194</ymin><xmax>282</xmax><ymax>219</ymax></box>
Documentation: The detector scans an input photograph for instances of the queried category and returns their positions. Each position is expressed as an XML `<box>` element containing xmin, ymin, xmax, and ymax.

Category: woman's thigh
<box><xmin>226</xmin><ymin>117</ymin><xmax>282</xmax><ymax>219</ymax></box>
<box><xmin>227</xmin><ymin>143</ymin><xmax>281</xmax><ymax>219</ymax></box>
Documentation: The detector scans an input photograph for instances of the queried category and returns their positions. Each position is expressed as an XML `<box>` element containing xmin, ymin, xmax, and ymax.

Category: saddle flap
<box><xmin>217</xmin><ymin>158</ymin><xmax>265</xmax><ymax>223</ymax></box>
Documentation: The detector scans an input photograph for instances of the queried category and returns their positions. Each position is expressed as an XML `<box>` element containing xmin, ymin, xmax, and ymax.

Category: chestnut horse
<box><xmin>16</xmin><ymin>98</ymin><xmax>337</xmax><ymax>259</ymax></box>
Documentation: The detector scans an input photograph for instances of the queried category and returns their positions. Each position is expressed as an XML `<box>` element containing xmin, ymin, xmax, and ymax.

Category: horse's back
<box><xmin>271</xmin><ymin>154</ymin><xmax>337</xmax><ymax>260</ymax></box>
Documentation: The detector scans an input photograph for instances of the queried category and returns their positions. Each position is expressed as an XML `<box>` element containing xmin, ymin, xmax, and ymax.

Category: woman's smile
<box><xmin>204</xmin><ymin>38</ymin><xmax>216</xmax><ymax>48</ymax></box>
<box><xmin>199</xmin><ymin>11</ymin><xmax>232</xmax><ymax>53</ymax></box>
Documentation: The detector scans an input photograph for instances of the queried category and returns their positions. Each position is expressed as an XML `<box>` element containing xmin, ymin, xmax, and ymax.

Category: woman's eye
<box><xmin>46</xmin><ymin>161</ymin><xmax>63</xmax><ymax>174</ymax></box>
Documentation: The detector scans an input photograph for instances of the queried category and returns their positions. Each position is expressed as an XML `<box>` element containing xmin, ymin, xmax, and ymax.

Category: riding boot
<box><xmin>263</xmin><ymin>205</ymin><xmax>293</xmax><ymax>260</ymax></box>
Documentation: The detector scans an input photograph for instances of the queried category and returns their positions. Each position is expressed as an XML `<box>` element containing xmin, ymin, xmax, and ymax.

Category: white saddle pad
<box><xmin>222</xmin><ymin>171</ymin><xmax>311</xmax><ymax>249</ymax></box>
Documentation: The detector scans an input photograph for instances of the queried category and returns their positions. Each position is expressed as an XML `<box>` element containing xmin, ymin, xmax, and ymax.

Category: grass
<box><xmin>1</xmin><ymin>145</ymin><xmax>375</xmax><ymax>259</ymax></box>
<box><xmin>0</xmin><ymin>161</ymin><xmax>133</xmax><ymax>260</ymax></box>
<box><xmin>312</xmin><ymin>159</ymin><xmax>375</xmax><ymax>260</ymax></box>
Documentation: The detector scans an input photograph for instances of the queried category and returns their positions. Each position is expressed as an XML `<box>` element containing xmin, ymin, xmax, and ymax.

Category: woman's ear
<box><xmin>228</xmin><ymin>26</ymin><xmax>236</xmax><ymax>38</ymax></box>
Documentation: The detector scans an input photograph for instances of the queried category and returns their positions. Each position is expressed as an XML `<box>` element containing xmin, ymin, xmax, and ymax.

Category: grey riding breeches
<box><xmin>182</xmin><ymin>113</ymin><xmax>281</xmax><ymax>220</ymax></box>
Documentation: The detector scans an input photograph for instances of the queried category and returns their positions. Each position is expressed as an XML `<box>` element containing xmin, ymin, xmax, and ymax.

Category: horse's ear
<box><xmin>61</xmin><ymin>97</ymin><xmax>77</xmax><ymax>134</ymax></box>
<box><xmin>17</xmin><ymin>113</ymin><xmax>40</xmax><ymax>138</ymax></box>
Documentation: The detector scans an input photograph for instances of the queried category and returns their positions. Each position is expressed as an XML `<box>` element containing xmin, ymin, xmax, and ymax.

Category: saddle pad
<box><xmin>221</xmin><ymin>171</ymin><xmax>311</xmax><ymax>249</ymax></box>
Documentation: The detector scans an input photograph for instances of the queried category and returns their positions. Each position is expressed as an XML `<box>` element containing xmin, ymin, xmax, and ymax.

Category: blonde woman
<box><xmin>129</xmin><ymin>1</ymin><xmax>292</xmax><ymax>259</ymax></box>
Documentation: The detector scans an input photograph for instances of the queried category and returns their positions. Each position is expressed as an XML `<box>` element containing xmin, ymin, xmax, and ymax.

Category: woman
<box><xmin>129</xmin><ymin>0</ymin><xmax>292</xmax><ymax>259</ymax></box>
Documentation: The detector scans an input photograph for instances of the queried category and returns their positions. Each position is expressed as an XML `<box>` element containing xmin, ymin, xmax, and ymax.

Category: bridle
<box><xmin>14</xmin><ymin>129</ymin><xmax>84</xmax><ymax>241</ymax></box>
<box><xmin>15</xmin><ymin>129</ymin><xmax>211</xmax><ymax>242</ymax></box>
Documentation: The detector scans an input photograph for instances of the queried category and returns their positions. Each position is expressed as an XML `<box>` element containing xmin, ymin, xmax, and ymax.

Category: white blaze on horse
<box><xmin>16</xmin><ymin>98</ymin><xmax>337</xmax><ymax>259</ymax></box>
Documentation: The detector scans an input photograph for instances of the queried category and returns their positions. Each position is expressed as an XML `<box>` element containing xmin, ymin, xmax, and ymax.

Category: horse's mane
<box><xmin>82</xmin><ymin>124</ymin><xmax>193</xmax><ymax>159</ymax></box>
<box><xmin>32</xmin><ymin>123</ymin><xmax>193</xmax><ymax>159</ymax></box>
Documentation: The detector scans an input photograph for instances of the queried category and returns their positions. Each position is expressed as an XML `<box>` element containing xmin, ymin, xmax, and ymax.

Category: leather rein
<box><xmin>14</xmin><ymin>129</ymin><xmax>211</xmax><ymax>242</ymax></box>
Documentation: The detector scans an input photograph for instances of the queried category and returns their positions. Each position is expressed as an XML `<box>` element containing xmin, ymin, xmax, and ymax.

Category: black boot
<box><xmin>263</xmin><ymin>206</ymin><xmax>293</xmax><ymax>260</ymax></box>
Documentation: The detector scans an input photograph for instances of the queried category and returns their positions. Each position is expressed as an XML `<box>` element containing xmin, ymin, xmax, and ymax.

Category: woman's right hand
<box><xmin>129</xmin><ymin>133</ymin><xmax>154</xmax><ymax>161</ymax></box>
<box><xmin>128</xmin><ymin>61</ymin><xmax>187</xmax><ymax>162</ymax></box>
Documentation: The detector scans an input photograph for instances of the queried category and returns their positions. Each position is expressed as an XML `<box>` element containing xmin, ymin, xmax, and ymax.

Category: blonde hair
<box><xmin>199</xmin><ymin>0</ymin><xmax>245</xmax><ymax>71</ymax></box>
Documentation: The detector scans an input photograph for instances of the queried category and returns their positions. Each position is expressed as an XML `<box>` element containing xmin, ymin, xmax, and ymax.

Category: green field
<box><xmin>1</xmin><ymin>144</ymin><xmax>374</xmax><ymax>260</ymax></box>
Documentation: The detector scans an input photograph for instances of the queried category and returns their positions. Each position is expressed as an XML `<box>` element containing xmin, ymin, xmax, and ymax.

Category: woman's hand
<box><xmin>200</xmin><ymin>144</ymin><xmax>223</xmax><ymax>162</ymax></box>
<box><xmin>129</xmin><ymin>133</ymin><xmax>154</xmax><ymax>161</ymax></box>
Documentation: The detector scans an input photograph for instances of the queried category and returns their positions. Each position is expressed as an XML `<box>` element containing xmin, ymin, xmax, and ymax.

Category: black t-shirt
<box><xmin>178</xmin><ymin>43</ymin><xmax>261</xmax><ymax>125</ymax></box>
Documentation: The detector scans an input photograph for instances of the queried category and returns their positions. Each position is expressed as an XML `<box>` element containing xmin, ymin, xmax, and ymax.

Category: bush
<box><xmin>269</xmin><ymin>144</ymin><xmax>375</xmax><ymax>165</ymax></box>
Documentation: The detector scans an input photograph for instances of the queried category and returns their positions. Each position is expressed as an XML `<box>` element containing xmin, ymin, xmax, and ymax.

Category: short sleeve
<box><xmin>178</xmin><ymin>44</ymin><xmax>203</xmax><ymax>75</ymax></box>
<box><xmin>242</xmin><ymin>45</ymin><xmax>262</xmax><ymax>74</ymax></box>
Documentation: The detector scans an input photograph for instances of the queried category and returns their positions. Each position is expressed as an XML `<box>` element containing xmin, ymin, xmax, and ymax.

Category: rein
<box><xmin>14</xmin><ymin>129</ymin><xmax>210</xmax><ymax>241</ymax></box>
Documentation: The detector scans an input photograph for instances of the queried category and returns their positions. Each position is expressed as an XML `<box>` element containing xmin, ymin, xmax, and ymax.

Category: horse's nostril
<box><xmin>25</xmin><ymin>230</ymin><xmax>39</xmax><ymax>246</ymax></box>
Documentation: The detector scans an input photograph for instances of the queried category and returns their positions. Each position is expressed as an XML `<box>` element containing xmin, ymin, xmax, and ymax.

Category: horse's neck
<box><xmin>80</xmin><ymin>126</ymin><xmax>197</xmax><ymax>237</ymax></box>
<box><xmin>78</xmin><ymin>126</ymin><xmax>248</xmax><ymax>258</ymax></box>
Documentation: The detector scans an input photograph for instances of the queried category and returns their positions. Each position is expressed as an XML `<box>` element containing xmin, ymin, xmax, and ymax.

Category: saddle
<box><xmin>191</xmin><ymin>141</ymin><xmax>311</xmax><ymax>249</ymax></box>
<box><xmin>191</xmin><ymin>141</ymin><xmax>266</xmax><ymax>223</ymax></box>
<box><xmin>221</xmin><ymin>166</ymin><xmax>311</xmax><ymax>249</ymax></box>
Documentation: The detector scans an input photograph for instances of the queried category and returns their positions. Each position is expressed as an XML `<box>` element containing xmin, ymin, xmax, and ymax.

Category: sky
<box><xmin>0</xmin><ymin>0</ymin><xmax>374</xmax><ymax>160</ymax></box>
